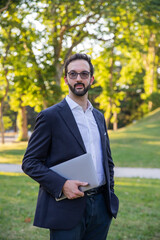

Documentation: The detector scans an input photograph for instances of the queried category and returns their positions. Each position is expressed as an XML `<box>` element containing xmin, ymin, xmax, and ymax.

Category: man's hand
<box><xmin>62</xmin><ymin>180</ymin><xmax>88</xmax><ymax>200</ymax></box>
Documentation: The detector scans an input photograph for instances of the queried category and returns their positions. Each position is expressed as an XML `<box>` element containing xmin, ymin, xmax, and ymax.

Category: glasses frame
<box><xmin>67</xmin><ymin>71</ymin><xmax>90</xmax><ymax>80</ymax></box>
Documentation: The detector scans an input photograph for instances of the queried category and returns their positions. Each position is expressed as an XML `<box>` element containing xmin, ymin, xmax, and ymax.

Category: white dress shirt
<box><xmin>66</xmin><ymin>96</ymin><xmax>106</xmax><ymax>186</ymax></box>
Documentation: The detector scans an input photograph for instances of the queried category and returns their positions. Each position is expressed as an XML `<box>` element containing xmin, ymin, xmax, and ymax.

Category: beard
<box><xmin>68</xmin><ymin>82</ymin><xmax>91</xmax><ymax>96</ymax></box>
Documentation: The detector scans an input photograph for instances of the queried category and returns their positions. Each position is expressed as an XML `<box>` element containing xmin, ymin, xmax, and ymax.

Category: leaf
<box><xmin>24</xmin><ymin>217</ymin><xmax>31</xmax><ymax>223</ymax></box>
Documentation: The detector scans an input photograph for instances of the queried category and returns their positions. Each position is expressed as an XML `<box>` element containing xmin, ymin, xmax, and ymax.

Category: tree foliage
<box><xmin>0</xmin><ymin>0</ymin><xmax>160</xmax><ymax>141</ymax></box>
<box><xmin>92</xmin><ymin>0</ymin><xmax>160</xmax><ymax>128</ymax></box>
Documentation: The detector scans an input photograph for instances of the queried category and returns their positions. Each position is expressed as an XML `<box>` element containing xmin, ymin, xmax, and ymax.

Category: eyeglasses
<box><xmin>67</xmin><ymin>71</ymin><xmax>90</xmax><ymax>80</ymax></box>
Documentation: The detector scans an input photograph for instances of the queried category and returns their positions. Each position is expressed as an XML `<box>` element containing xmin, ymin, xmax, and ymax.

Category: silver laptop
<box><xmin>50</xmin><ymin>153</ymin><xmax>99</xmax><ymax>201</ymax></box>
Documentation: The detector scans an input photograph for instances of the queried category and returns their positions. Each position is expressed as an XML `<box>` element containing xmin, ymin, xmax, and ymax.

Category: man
<box><xmin>22</xmin><ymin>53</ymin><xmax>119</xmax><ymax>240</ymax></box>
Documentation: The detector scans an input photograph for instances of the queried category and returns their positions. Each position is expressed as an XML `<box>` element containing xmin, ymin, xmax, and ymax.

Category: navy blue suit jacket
<box><xmin>22</xmin><ymin>99</ymin><xmax>119</xmax><ymax>230</ymax></box>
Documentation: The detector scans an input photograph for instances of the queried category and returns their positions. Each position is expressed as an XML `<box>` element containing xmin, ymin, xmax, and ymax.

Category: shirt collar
<box><xmin>66</xmin><ymin>95</ymin><xmax>93</xmax><ymax>111</ymax></box>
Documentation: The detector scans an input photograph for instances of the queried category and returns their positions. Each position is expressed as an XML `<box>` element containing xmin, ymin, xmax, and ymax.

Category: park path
<box><xmin>0</xmin><ymin>163</ymin><xmax>160</xmax><ymax>179</ymax></box>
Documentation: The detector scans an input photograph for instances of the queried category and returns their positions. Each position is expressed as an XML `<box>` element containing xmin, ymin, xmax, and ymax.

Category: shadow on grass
<box><xmin>0</xmin><ymin>149</ymin><xmax>26</xmax><ymax>156</ymax></box>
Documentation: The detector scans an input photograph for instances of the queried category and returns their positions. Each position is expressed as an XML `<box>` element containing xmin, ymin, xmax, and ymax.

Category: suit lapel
<box><xmin>58</xmin><ymin>99</ymin><xmax>86</xmax><ymax>152</ymax></box>
<box><xmin>92</xmin><ymin>109</ymin><xmax>104</xmax><ymax>140</ymax></box>
<box><xmin>92</xmin><ymin>109</ymin><xmax>110</xmax><ymax>184</ymax></box>
<box><xmin>92</xmin><ymin>109</ymin><xmax>106</xmax><ymax>161</ymax></box>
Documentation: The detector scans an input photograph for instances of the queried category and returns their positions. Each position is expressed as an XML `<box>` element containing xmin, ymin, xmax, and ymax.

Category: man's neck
<box><xmin>68</xmin><ymin>93</ymin><xmax>88</xmax><ymax>112</ymax></box>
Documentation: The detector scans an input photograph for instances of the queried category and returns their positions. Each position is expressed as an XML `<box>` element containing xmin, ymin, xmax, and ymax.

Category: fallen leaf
<box><xmin>24</xmin><ymin>217</ymin><xmax>31</xmax><ymax>223</ymax></box>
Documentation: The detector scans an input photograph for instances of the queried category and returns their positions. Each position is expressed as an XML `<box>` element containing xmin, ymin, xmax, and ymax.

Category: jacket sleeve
<box><xmin>104</xmin><ymin>118</ymin><xmax>115</xmax><ymax>192</ymax></box>
<box><xmin>22</xmin><ymin>111</ymin><xmax>67</xmax><ymax>198</ymax></box>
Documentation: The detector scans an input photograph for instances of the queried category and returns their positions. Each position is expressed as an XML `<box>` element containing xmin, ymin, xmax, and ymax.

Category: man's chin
<box><xmin>75</xmin><ymin>88</ymin><xmax>84</xmax><ymax>93</ymax></box>
<box><xmin>68</xmin><ymin>83</ymin><xmax>90</xmax><ymax>97</ymax></box>
<box><xmin>74</xmin><ymin>91</ymin><xmax>86</xmax><ymax>96</ymax></box>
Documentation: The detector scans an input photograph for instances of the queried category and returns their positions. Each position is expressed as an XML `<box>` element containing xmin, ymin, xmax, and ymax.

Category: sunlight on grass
<box><xmin>0</xmin><ymin>142</ymin><xmax>27</xmax><ymax>164</ymax></box>
<box><xmin>0</xmin><ymin>142</ymin><xmax>27</xmax><ymax>149</ymax></box>
<box><xmin>116</xmin><ymin>180</ymin><xmax>160</xmax><ymax>188</ymax></box>
<box><xmin>146</xmin><ymin>141</ymin><xmax>160</xmax><ymax>146</ymax></box>
<box><xmin>109</xmin><ymin>109</ymin><xmax>160</xmax><ymax>168</ymax></box>
<box><xmin>0</xmin><ymin>172</ymin><xmax>24</xmax><ymax>176</ymax></box>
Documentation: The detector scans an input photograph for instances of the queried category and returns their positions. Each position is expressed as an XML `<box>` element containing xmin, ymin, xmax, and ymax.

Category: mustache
<box><xmin>74</xmin><ymin>83</ymin><xmax>85</xmax><ymax>88</ymax></box>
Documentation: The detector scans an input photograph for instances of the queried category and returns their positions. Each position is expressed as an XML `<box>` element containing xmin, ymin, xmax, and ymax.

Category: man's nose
<box><xmin>76</xmin><ymin>73</ymin><xmax>82</xmax><ymax>81</ymax></box>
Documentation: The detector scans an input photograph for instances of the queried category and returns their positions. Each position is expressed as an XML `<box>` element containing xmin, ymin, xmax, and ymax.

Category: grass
<box><xmin>0</xmin><ymin>174</ymin><xmax>160</xmax><ymax>240</ymax></box>
<box><xmin>108</xmin><ymin>178</ymin><xmax>160</xmax><ymax>240</ymax></box>
<box><xmin>0</xmin><ymin>174</ymin><xmax>48</xmax><ymax>240</ymax></box>
<box><xmin>109</xmin><ymin>108</ymin><xmax>160</xmax><ymax>168</ymax></box>
<box><xmin>0</xmin><ymin>142</ymin><xmax>27</xmax><ymax>164</ymax></box>
<box><xmin>0</xmin><ymin>108</ymin><xmax>160</xmax><ymax>168</ymax></box>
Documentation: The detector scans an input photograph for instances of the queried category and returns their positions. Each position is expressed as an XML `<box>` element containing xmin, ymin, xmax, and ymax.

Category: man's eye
<box><xmin>70</xmin><ymin>72</ymin><xmax>76</xmax><ymax>77</ymax></box>
<box><xmin>70</xmin><ymin>72</ymin><xmax>76</xmax><ymax>76</ymax></box>
<box><xmin>81</xmin><ymin>72</ymin><xmax>89</xmax><ymax>78</ymax></box>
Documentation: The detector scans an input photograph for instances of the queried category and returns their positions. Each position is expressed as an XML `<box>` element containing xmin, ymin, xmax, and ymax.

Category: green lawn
<box><xmin>0</xmin><ymin>174</ymin><xmax>160</xmax><ymax>240</ymax></box>
<box><xmin>109</xmin><ymin>108</ymin><xmax>160</xmax><ymax>168</ymax></box>
<box><xmin>0</xmin><ymin>174</ymin><xmax>48</xmax><ymax>240</ymax></box>
<box><xmin>0</xmin><ymin>142</ymin><xmax>27</xmax><ymax>164</ymax></box>
<box><xmin>0</xmin><ymin>108</ymin><xmax>160</xmax><ymax>168</ymax></box>
<box><xmin>108</xmin><ymin>178</ymin><xmax>160</xmax><ymax>240</ymax></box>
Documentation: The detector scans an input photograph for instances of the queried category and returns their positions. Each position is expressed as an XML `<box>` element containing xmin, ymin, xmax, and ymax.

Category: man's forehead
<box><xmin>68</xmin><ymin>60</ymin><xmax>90</xmax><ymax>71</ymax></box>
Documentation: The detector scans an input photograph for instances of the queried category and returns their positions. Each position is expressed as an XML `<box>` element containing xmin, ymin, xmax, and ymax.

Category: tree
<box><xmin>33</xmin><ymin>0</ymin><xmax>107</xmax><ymax>86</ymax></box>
<box><xmin>0</xmin><ymin>0</ymin><xmax>107</xmax><ymax>140</ymax></box>
<box><xmin>137</xmin><ymin>0</ymin><xmax>160</xmax><ymax>110</ymax></box>
<box><xmin>0</xmin><ymin>0</ymin><xmax>45</xmax><ymax>141</ymax></box>
<box><xmin>93</xmin><ymin>0</ymin><xmax>160</xmax><ymax>128</ymax></box>
<box><xmin>0</xmin><ymin>0</ymin><xmax>11</xmax><ymax>13</ymax></box>
<box><xmin>0</xmin><ymin>13</ymin><xmax>12</xmax><ymax>143</ymax></box>
<box><xmin>1</xmin><ymin>0</ymin><xmax>160</xmax><ymax>139</ymax></box>
<box><xmin>0</xmin><ymin>0</ymin><xmax>33</xmax><ymax>141</ymax></box>
<box><xmin>92</xmin><ymin>0</ymin><xmax>131</xmax><ymax>130</ymax></box>
<box><xmin>93</xmin><ymin>52</ymin><xmax>124</xmax><ymax>130</ymax></box>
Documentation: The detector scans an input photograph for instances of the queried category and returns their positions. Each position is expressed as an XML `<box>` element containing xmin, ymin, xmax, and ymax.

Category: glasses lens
<box><xmin>80</xmin><ymin>71</ymin><xmax>90</xmax><ymax>79</ymax></box>
<box><xmin>68</xmin><ymin>71</ymin><xmax>77</xmax><ymax>79</ymax></box>
<box><xmin>68</xmin><ymin>71</ymin><xmax>90</xmax><ymax>79</ymax></box>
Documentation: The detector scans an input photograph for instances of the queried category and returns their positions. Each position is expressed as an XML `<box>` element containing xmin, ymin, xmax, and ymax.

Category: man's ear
<box><xmin>64</xmin><ymin>76</ymin><xmax>68</xmax><ymax>85</ymax></box>
<box><xmin>90</xmin><ymin>76</ymin><xmax>94</xmax><ymax>85</ymax></box>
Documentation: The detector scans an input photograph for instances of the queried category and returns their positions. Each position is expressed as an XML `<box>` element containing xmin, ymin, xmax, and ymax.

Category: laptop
<box><xmin>50</xmin><ymin>153</ymin><xmax>99</xmax><ymax>201</ymax></box>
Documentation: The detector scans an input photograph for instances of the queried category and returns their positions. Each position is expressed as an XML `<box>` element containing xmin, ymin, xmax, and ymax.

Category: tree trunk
<box><xmin>17</xmin><ymin>106</ymin><xmax>28</xmax><ymax>141</ymax></box>
<box><xmin>0</xmin><ymin>29</ymin><xmax>11</xmax><ymax>144</ymax></box>
<box><xmin>55</xmin><ymin>62</ymin><xmax>64</xmax><ymax>86</ymax></box>
<box><xmin>113</xmin><ymin>111</ymin><xmax>118</xmax><ymax>131</ymax></box>
<box><xmin>106</xmin><ymin>117</ymin><xmax>110</xmax><ymax>129</ymax></box>
<box><xmin>142</xmin><ymin>32</ymin><xmax>157</xmax><ymax>111</ymax></box>
<box><xmin>148</xmin><ymin>33</ymin><xmax>156</xmax><ymax>111</ymax></box>
<box><xmin>0</xmin><ymin>103</ymin><xmax>5</xmax><ymax>144</ymax></box>
<box><xmin>148</xmin><ymin>101</ymin><xmax>153</xmax><ymax>111</ymax></box>
<box><xmin>0</xmin><ymin>68</ymin><xmax>9</xmax><ymax>144</ymax></box>
<box><xmin>107</xmin><ymin>46</ymin><xmax>115</xmax><ymax>129</ymax></box>
<box><xmin>21</xmin><ymin>106</ymin><xmax>28</xmax><ymax>140</ymax></box>
<box><xmin>43</xmin><ymin>100</ymin><xmax>48</xmax><ymax>109</ymax></box>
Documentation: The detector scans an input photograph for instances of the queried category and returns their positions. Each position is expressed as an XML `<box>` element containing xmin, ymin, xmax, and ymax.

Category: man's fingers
<box><xmin>74</xmin><ymin>189</ymin><xmax>84</xmax><ymax>197</ymax></box>
<box><xmin>62</xmin><ymin>180</ymin><xmax>88</xmax><ymax>200</ymax></box>
<box><xmin>75</xmin><ymin>181</ymin><xmax>89</xmax><ymax>187</ymax></box>
<box><xmin>66</xmin><ymin>188</ymin><xmax>84</xmax><ymax>199</ymax></box>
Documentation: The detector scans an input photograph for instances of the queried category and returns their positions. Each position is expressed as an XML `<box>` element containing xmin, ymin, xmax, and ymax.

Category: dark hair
<box><xmin>64</xmin><ymin>53</ymin><xmax>94</xmax><ymax>77</ymax></box>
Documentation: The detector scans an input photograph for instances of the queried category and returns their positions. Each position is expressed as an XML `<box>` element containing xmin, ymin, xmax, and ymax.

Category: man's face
<box><xmin>64</xmin><ymin>60</ymin><xmax>94</xmax><ymax>97</ymax></box>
